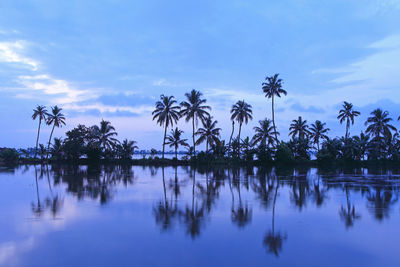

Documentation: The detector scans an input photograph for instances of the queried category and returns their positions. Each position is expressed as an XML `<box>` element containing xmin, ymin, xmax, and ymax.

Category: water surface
<box><xmin>0</xmin><ymin>165</ymin><xmax>399</xmax><ymax>266</ymax></box>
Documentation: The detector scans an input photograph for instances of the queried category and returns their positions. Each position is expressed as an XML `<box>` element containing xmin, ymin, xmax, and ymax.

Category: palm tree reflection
<box><xmin>263</xmin><ymin>180</ymin><xmax>287</xmax><ymax>257</ymax></box>
<box><xmin>179</xmin><ymin>169</ymin><xmax>205</xmax><ymax>239</ymax></box>
<box><xmin>339</xmin><ymin>185</ymin><xmax>360</xmax><ymax>228</ymax></box>
<box><xmin>230</xmin><ymin>169</ymin><xmax>252</xmax><ymax>228</ymax></box>
<box><xmin>153</xmin><ymin>167</ymin><xmax>177</xmax><ymax>231</ymax></box>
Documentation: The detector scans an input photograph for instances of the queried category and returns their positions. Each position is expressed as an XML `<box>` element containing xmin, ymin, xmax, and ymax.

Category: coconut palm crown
<box><xmin>46</xmin><ymin>106</ymin><xmax>66</xmax><ymax>159</ymax></box>
<box><xmin>262</xmin><ymin>74</ymin><xmax>287</xmax><ymax>142</ymax></box>
<box><xmin>231</xmin><ymin>100</ymin><xmax>253</xmax><ymax>144</ymax></box>
<box><xmin>180</xmin><ymin>89</ymin><xmax>211</xmax><ymax>155</ymax></box>
<box><xmin>310</xmin><ymin>120</ymin><xmax>330</xmax><ymax>151</ymax></box>
<box><xmin>32</xmin><ymin>105</ymin><xmax>49</xmax><ymax>159</ymax></box>
<box><xmin>289</xmin><ymin>116</ymin><xmax>310</xmax><ymax>140</ymax></box>
<box><xmin>337</xmin><ymin>101</ymin><xmax>360</xmax><ymax>139</ymax></box>
<box><xmin>152</xmin><ymin>95</ymin><xmax>181</xmax><ymax>159</ymax></box>
<box><xmin>195</xmin><ymin>117</ymin><xmax>221</xmax><ymax>153</ymax></box>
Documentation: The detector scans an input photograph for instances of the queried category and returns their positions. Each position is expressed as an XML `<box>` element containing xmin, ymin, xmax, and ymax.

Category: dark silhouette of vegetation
<box><xmin>152</xmin><ymin>95</ymin><xmax>181</xmax><ymax>159</ymax></box>
<box><xmin>4</xmin><ymin>74</ymin><xmax>400</xmax><ymax>167</ymax></box>
<box><xmin>262</xmin><ymin>74</ymin><xmax>287</xmax><ymax>142</ymax></box>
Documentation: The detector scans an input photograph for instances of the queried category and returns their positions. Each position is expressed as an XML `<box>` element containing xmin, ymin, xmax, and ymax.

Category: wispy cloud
<box><xmin>0</xmin><ymin>41</ymin><xmax>38</xmax><ymax>70</ymax></box>
<box><xmin>16</xmin><ymin>74</ymin><xmax>96</xmax><ymax>104</ymax></box>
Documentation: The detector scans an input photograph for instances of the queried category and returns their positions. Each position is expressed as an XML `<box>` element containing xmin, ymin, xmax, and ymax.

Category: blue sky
<box><xmin>1</xmin><ymin>0</ymin><xmax>400</xmax><ymax>150</ymax></box>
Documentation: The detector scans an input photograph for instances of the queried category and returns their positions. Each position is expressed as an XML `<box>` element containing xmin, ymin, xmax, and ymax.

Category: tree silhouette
<box><xmin>262</xmin><ymin>74</ymin><xmax>287</xmax><ymax>142</ymax></box>
<box><xmin>152</xmin><ymin>95</ymin><xmax>181</xmax><ymax>159</ymax></box>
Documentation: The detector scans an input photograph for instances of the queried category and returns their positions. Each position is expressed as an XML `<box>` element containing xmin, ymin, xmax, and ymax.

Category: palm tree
<box><xmin>46</xmin><ymin>106</ymin><xmax>66</xmax><ymax>159</ymax></box>
<box><xmin>118</xmin><ymin>139</ymin><xmax>138</xmax><ymax>160</ymax></box>
<box><xmin>95</xmin><ymin>120</ymin><xmax>119</xmax><ymax>150</ymax></box>
<box><xmin>165</xmin><ymin>127</ymin><xmax>189</xmax><ymax>159</ymax></box>
<box><xmin>231</xmin><ymin>100</ymin><xmax>253</xmax><ymax>144</ymax></box>
<box><xmin>50</xmin><ymin>137</ymin><xmax>63</xmax><ymax>160</ymax></box>
<box><xmin>252</xmin><ymin>118</ymin><xmax>278</xmax><ymax>148</ymax></box>
<box><xmin>32</xmin><ymin>105</ymin><xmax>48</xmax><ymax>158</ymax></box>
<box><xmin>289</xmin><ymin>116</ymin><xmax>310</xmax><ymax>140</ymax></box>
<box><xmin>152</xmin><ymin>95</ymin><xmax>181</xmax><ymax>159</ymax></box>
<box><xmin>309</xmin><ymin>120</ymin><xmax>330</xmax><ymax>151</ymax></box>
<box><xmin>353</xmin><ymin>132</ymin><xmax>369</xmax><ymax>160</ymax></box>
<box><xmin>365</xmin><ymin>109</ymin><xmax>397</xmax><ymax>139</ymax></box>
<box><xmin>195</xmin><ymin>117</ymin><xmax>221</xmax><ymax>153</ymax></box>
<box><xmin>365</xmin><ymin>109</ymin><xmax>397</xmax><ymax>157</ymax></box>
<box><xmin>337</xmin><ymin>101</ymin><xmax>360</xmax><ymax>139</ymax></box>
<box><xmin>262</xmin><ymin>74</ymin><xmax>287</xmax><ymax>142</ymax></box>
<box><xmin>180</xmin><ymin>89</ymin><xmax>211</xmax><ymax>155</ymax></box>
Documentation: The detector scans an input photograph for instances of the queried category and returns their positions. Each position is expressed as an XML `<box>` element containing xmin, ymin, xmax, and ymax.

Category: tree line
<box><xmin>2</xmin><ymin>73</ymin><xmax>400</xmax><ymax>164</ymax></box>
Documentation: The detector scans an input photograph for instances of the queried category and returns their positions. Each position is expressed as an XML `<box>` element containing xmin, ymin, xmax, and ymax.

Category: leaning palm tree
<box><xmin>195</xmin><ymin>117</ymin><xmax>221</xmax><ymax>153</ymax></box>
<box><xmin>180</xmin><ymin>89</ymin><xmax>211</xmax><ymax>155</ymax></box>
<box><xmin>152</xmin><ymin>95</ymin><xmax>181</xmax><ymax>159</ymax></box>
<box><xmin>289</xmin><ymin>116</ymin><xmax>310</xmax><ymax>140</ymax></box>
<box><xmin>309</xmin><ymin>120</ymin><xmax>330</xmax><ymax>151</ymax></box>
<box><xmin>365</xmin><ymin>108</ymin><xmax>397</xmax><ymax>140</ymax></box>
<box><xmin>46</xmin><ymin>106</ymin><xmax>66</xmax><ymax>159</ymax></box>
<box><xmin>262</xmin><ymin>74</ymin><xmax>287</xmax><ymax>142</ymax></box>
<box><xmin>231</xmin><ymin>100</ymin><xmax>253</xmax><ymax>146</ymax></box>
<box><xmin>165</xmin><ymin>127</ymin><xmax>189</xmax><ymax>159</ymax></box>
<box><xmin>337</xmin><ymin>101</ymin><xmax>360</xmax><ymax>139</ymax></box>
<box><xmin>251</xmin><ymin>118</ymin><xmax>278</xmax><ymax>148</ymax></box>
<box><xmin>95</xmin><ymin>120</ymin><xmax>119</xmax><ymax>151</ymax></box>
<box><xmin>32</xmin><ymin>105</ymin><xmax>48</xmax><ymax>159</ymax></box>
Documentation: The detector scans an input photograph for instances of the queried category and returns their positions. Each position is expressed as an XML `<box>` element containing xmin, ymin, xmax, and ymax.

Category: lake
<box><xmin>0</xmin><ymin>165</ymin><xmax>399</xmax><ymax>266</ymax></box>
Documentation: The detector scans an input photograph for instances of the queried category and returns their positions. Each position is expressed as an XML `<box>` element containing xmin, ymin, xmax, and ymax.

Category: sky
<box><xmin>1</xmin><ymin>0</ymin><xmax>400</xmax><ymax>150</ymax></box>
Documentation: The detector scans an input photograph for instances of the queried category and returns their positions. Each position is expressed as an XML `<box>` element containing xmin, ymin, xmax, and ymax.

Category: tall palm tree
<box><xmin>95</xmin><ymin>120</ymin><xmax>119</xmax><ymax>150</ymax></box>
<box><xmin>289</xmin><ymin>116</ymin><xmax>310</xmax><ymax>140</ymax></box>
<box><xmin>46</xmin><ymin>106</ymin><xmax>66</xmax><ymax>159</ymax></box>
<box><xmin>231</xmin><ymin>100</ymin><xmax>253</xmax><ymax>144</ymax></box>
<box><xmin>195</xmin><ymin>117</ymin><xmax>221</xmax><ymax>153</ymax></box>
<box><xmin>262</xmin><ymin>74</ymin><xmax>287</xmax><ymax>142</ymax></box>
<box><xmin>165</xmin><ymin>127</ymin><xmax>189</xmax><ymax>159</ymax></box>
<box><xmin>180</xmin><ymin>89</ymin><xmax>211</xmax><ymax>155</ymax></box>
<box><xmin>365</xmin><ymin>109</ymin><xmax>397</xmax><ymax>139</ymax></box>
<box><xmin>32</xmin><ymin>105</ymin><xmax>48</xmax><ymax>159</ymax></box>
<box><xmin>337</xmin><ymin>101</ymin><xmax>360</xmax><ymax>139</ymax></box>
<box><xmin>309</xmin><ymin>120</ymin><xmax>330</xmax><ymax>151</ymax></box>
<box><xmin>251</xmin><ymin>118</ymin><xmax>278</xmax><ymax>148</ymax></box>
<box><xmin>152</xmin><ymin>95</ymin><xmax>181</xmax><ymax>159</ymax></box>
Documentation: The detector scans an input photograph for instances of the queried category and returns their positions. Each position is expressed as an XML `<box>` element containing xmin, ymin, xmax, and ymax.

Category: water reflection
<box><xmin>2</xmin><ymin>165</ymin><xmax>400</xmax><ymax>266</ymax></box>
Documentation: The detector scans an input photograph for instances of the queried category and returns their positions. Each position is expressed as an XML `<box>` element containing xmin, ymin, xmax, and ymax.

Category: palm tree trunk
<box><xmin>192</xmin><ymin>117</ymin><xmax>196</xmax><ymax>156</ymax></box>
<box><xmin>345</xmin><ymin>119</ymin><xmax>350</xmax><ymax>139</ymax></box>
<box><xmin>228</xmin><ymin>121</ymin><xmax>235</xmax><ymax>153</ymax></box>
<box><xmin>34</xmin><ymin>118</ymin><xmax>42</xmax><ymax>159</ymax></box>
<box><xmin>162</xmin><ymin>123</ymin><xmax>167</xmax><ymax>159</ymax></box>
<box><xmin>206</xmin><ymin>140</ymin><xmax>209</xmax><ymax>154</ymax></box>
<box><xmin>238</xmin><ymin>122</ymin><xmax>242</xmax><ymax>155</ymax></box>
<box><xmin>175</xmin><ymin>145</ymin><xmax>178</xmax><ymax>160</ymax></box>
<box><xmin>46</xmin><ymin>124</ymin><xmax>56</xmax><ymax>160</ymax></box>
<box><xmin>271</xmin><ymin>95</ymin><xmax>278</xmax><ymax>143</ymax></box>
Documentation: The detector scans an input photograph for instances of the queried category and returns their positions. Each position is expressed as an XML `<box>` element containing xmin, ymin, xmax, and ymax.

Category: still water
<box><xmin>0</xmin><ymin>165</ymin><xmax>399</xmax><ymax>266</ymax></box>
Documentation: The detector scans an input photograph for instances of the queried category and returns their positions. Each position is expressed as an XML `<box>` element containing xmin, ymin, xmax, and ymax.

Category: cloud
<box><xmin>290</xmin><ymin>102</ymin><xmax>325</xmax><ymax>113</ymax></box>
<box><xmin>16</xmin><ymin>74</ymin><xmax>96</xmax><ymax>105</ymax></box>
<box><xmin>152</xmin><ymin>78</ymin><xmax>185</xmax><ymax>87</ymax></box>
<box><xmin>0</xmin><ymin>41</ymin><xmax>38</xmax><ymax>70</ymax></box>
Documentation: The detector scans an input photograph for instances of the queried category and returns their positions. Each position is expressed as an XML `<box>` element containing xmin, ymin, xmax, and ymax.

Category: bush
<box><xmin>275</xmin><ymin>142</ymin><xmax>294</xmax><ymax>163</ymax></box>
<box><xmin>0</xmin><ymin>148</ymin><xmax>20</xmax><ymax>164</ymax></box>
